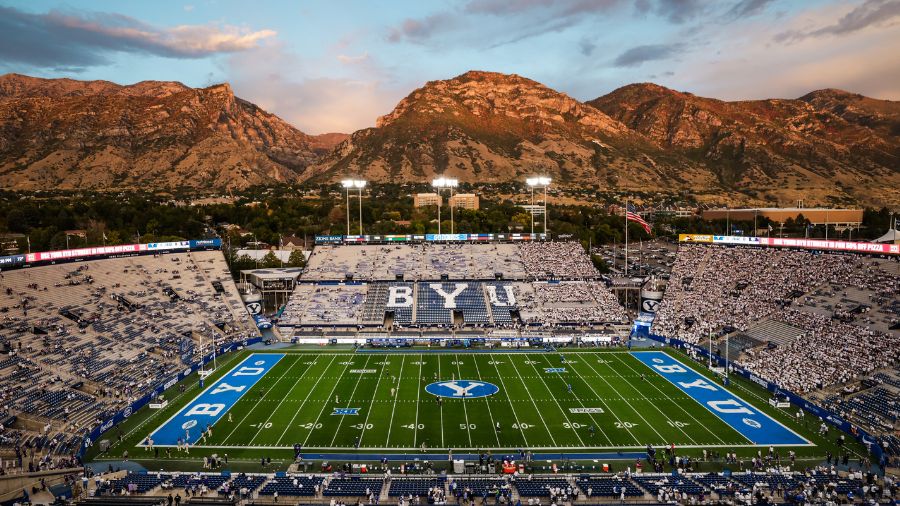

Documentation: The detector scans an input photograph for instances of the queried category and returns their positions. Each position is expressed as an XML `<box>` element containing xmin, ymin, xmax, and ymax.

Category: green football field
<box><xmin>149</xmin><ymin>350</ymin><xmax>783</xmax><ymax>452</ymax></box>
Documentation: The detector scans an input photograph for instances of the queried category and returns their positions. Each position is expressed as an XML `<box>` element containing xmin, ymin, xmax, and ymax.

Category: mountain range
<box><xmin>1</xmin><ymin>71</ymin><xmax>897</xmax><ymax>206</ymax></box>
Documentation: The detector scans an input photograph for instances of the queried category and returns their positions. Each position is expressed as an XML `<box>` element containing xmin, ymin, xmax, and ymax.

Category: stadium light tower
<box><xmin>432</xmin><ymin>177</ymin><xmax>459</xmax><ymax>234</ymax></box>
<box><xmin>341</xmin><ymin>179</ymin><xmax>367</xmax><ymax>235</ymax></box>
<box><xmin>526</xmin><ymin>176</ymin><xmax>552</xmax><ymax>234</ymax></box>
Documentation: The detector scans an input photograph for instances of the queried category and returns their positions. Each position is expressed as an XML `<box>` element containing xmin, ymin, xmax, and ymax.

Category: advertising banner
<box><xmin>678</xmin><ymin>234</ymin><xmax>713</xmax><ymax>243</ymax></box>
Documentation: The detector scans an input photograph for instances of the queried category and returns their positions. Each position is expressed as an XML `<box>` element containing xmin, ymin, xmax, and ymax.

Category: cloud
<box><xmin>579</xmin><ymin>37</ymin><xmax>597</xmax><ymax>56</ymax></box>
<box><xmin>386</xmin><ymin>13</ymin><xmax>456</xmax><ymax>43</ymax></box>
<box><xmin>723</xmin><ymin>0</ymin><xmax>775</xmax><ymax>21</ymax></box>
<box><xmin>613</xmin><ymin>44</ymin><xmax>683</xmax><ymax>67</ymax></box>
<box><xmin>635</xmin><ymin>0</ymin><xmax>708</xmax><ymax>24</ymax></box>
<box><xmin>672</xmin><ymin>3</ymin><xmax>900</xmax><ymax>101</ymax></box>
<box><xmin>225</xmin><ymin>44</ymin><xmax>412</xmax><ymax>134</ymax></box>
<box><xmin>337</xmin><ymin>52</ymin><xmax>370</xmax><ymax>64</ymax></box>
<box><xmin>0</xmin><ymin>5</ymin><xmax>275</xmax><ymax>70</ymax></box>
<box><xmin>386</xmin><ymin>0</ymin><xmax>622</xmax><ymax>45</ymax></box>
<box><xmin>775</xmin><ymin>0</ymin><xmax>900</xmax><ymax>42</ymax></box>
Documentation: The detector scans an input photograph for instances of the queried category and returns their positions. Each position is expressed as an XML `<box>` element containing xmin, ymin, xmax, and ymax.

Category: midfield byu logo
<box><xmin>425</xmin><ymin>380</ymin><xmax>499</xmax><ymax>398</ymax></box>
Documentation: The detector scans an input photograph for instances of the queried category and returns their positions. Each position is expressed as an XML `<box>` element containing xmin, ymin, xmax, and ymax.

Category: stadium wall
<box><xmin>643</xmin><ymin>333</ymin><xmax>886</xmax><ymax>464</ymax></box>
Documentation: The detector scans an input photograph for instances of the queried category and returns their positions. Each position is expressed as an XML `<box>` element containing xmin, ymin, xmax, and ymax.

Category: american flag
<box><xmin>626</xmin><ymin>203</ymin><xmax>652</xmax><ymax>234</ymax></box>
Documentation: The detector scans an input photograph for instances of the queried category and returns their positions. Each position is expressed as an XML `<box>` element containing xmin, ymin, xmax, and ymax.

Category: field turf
<box><xmin>149</xmin><ymin>350</ymin><xmax>782</xmax><ymax>451</ymax></box>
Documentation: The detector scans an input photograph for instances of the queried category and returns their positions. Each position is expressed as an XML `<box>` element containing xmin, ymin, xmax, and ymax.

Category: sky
<box><xmin>1</xmin><ymin>0</ymin><xmax>898</xmax><ymax>134</ymax></box>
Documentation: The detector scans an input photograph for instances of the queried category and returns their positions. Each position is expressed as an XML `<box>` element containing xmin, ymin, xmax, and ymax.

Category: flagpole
<box><xmin>624</xmin><ymin>199</ymin><xmax>629</xmax><ymax>278</ymax></box>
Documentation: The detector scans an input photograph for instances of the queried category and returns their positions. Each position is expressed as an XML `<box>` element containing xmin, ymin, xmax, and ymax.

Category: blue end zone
<box><xmin>148</xmin><ymin>353</ymin><xmax>284</xmax><ymax>446</ymax></box>
<box><xmin>631</xmin><ymin>351</ymin><xmax>809</xmax><ymax>446</ymax></box>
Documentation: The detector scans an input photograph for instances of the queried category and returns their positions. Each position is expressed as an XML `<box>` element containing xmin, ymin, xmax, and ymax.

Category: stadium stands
<box><xmin>387</xmin><ymin>477</ymin><xmax>446</xmax><ymax>497</ymax></box>
<box><xmin>321</xmin><ymin>477</ymin><xmax>383</xmax><ymax>497</ymax></box>
<box><xmin>576</xmin><ymin>476</ymin><xmax>642</xmax><ymax>498</ymax></box>
<box><xmin>258</xmin><ymin>476</ymin><xmax>323</xmax><ymax>496</ymax></box>
<box><xmin>653</xmin><ymin>244</ymin><xmax>900</xmax><ymax>394</ymax></box>
<box><xmin>0</xmin><ymin>250</ymin><xmax>256</xmax><ymax>459</ymax></box>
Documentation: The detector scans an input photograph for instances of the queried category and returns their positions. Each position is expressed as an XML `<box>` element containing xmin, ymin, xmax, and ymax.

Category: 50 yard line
<box><xmin>454</xmin><ymin>354</ymin><xmax>474</xmax><ymax>448</ymax></box>
<box><xmin>471</xmin><ymin>355</ymin><xmax>500</xmax><ymax>447</ymax></box>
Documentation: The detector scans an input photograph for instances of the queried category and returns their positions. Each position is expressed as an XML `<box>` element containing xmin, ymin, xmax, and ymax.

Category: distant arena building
<box><xmin>702</xmin><ymin>207</ymin><xmax>862</xmax><ymax>226</ymax></box>
<box><xmin>413</xmin><ymin>192</ymin><xmax>442</xmax><ymax>207</ymax></box>
<box><xmin>449</xmin><ymin>193</ymin><xmax>480</xmax><ymax>210</ymax></box>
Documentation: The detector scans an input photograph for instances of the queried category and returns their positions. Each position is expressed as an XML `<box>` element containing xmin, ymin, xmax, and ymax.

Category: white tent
<box><xmin>873</xmin><ymin>228</ymin><xmax>899</xmax><ymax>244</ymax></box>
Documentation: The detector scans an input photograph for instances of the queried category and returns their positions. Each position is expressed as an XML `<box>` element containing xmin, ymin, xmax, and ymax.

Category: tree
<box><xmin>287</xmin><ymin>250</ymin><xmax>306</xmax><ymax>268</ymax></box>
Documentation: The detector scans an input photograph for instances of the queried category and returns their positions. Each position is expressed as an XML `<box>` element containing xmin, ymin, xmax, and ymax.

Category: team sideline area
<box><xmin>0</xmin><ymin>236</ymin><xmax>898</xmax><ymax>504</ymax></box>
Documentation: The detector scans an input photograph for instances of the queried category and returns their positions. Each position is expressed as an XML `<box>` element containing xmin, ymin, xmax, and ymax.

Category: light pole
<box><xmin>526</xmin><ymin>177</ymin><xmax>552</xmax><ymax>235</ymax></box>
<box><xmin>341</xmin><ymin>180</ymin><xmax>353</xmax><ymax>235</ymax></box>
<box><xmin>432</xmin><ymin>177</ymin><xmax>459</xmax><ymax>235</ymax></box>
<box><xmin>354</xmin><ymin>180</ymin><xmax>366</xmax><ymax>235</ymax></box>
<box><xmin>341</xmin><ymin>179</ymin><xmax>367</xmax><ymax>235</ymax></box>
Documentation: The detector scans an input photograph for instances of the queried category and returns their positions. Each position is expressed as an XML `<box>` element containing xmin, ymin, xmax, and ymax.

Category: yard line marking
<box><xmin>437</xmin><ymin>355</ymin><xmax>445</xmax><ymax>448</ymax></box>
<box><xmin>506</xmin><ymin>354</ymin><xmax>558</xmax><ymax>447</ymax></box>
<box><xmin>274</xmin><ymin>355</ymin><xmax>338</xmax><ymax>447</ymax></box>
<box><xmin>598</xmin><ymin>353</ymin><xmax>699</xmax><ymax>445</ymax></box>
<box><xmin>522</xmin><ymin>356</ymin><xmax>585</xmax><ymax>447</ymax></box>
<box><xmin>453</xmin><ymin>354</ymin><xmax>474</xmax><ymax>448</ymax></box>
<box><xmin>488</xmin><ymin>353</ymin><xmax>530</xmax><ymax>447</ymax></box>
<box><xmin>301</xmin><ymin>356</ymin><xmax>356</xmax><ymax>447</ymax></box>
<box><xmin>580</xmin><ymin>353</ymin><xmax>670</xmax><ymax>445</ymax></box>
<box><xmin>559</xmin><ymin>353</ymin><xmax>639</xmax><ymax>446</ymax></box>
<box><xmin>219</xmin><ymin>355</ymin><xmax>299</xmax><ymax>445</ymax></box>
<box><xmin>249</xmin><ymin>354</ymin><xmax>321</xmax><ymax>445</ymax></box>
<box><xmin>471</xmin><ymin>355</ymin><xmax>501</xmax><ymax>447</ymax></box>
<box><xmin>413</xmin><ymin>354</ymin><xmax>423</xmax><ymax>446</ymax></box>
<box><xmin>536</xmin><ymin>354</ymin><xmax>613</xmax><ymax>447</ymax></box>
<box><xmin>357</xmin><ymin>355</ymin><xmax>388</xmax><ymax>447</ymax></box>
<box><xmin>610</xmin><ymin>352</ymin><xmax>728</xmax><ymax>445</ymax></box>
<box><xmin>384</xmin><ymin>355</ymin><xmax>406</xmax><ymax>447</ymax></box>
<box><xmin>330</xmin><ymin>355</ymin><xmax>373</xmax><ymax>447</ymax></box>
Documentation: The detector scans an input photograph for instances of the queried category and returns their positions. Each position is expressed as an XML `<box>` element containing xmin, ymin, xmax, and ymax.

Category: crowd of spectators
<box><xmin>518</xmin><ymin>242</ymin><xmax>600</xmax><ymax>279</ymax></box>
<box><xmin>653</xmin><ymin>244</ymin><xmax>900</xmax><ymax>394</ymax></box>
<box><xmin>518</xmin><ymin>282</ymin><xmax>628</xmax><ymax>325</ymax></box>
<box><xmin>741</xmin><ymin>310</ymin><xmax>900</xmax><ymax>394</ymax></box>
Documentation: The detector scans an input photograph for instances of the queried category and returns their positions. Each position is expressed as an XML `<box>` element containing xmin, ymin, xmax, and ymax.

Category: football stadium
<box><xmin>1</xmin><ymin>232</ymin><xmax>897</xmax><ymax>504</ymax></box>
